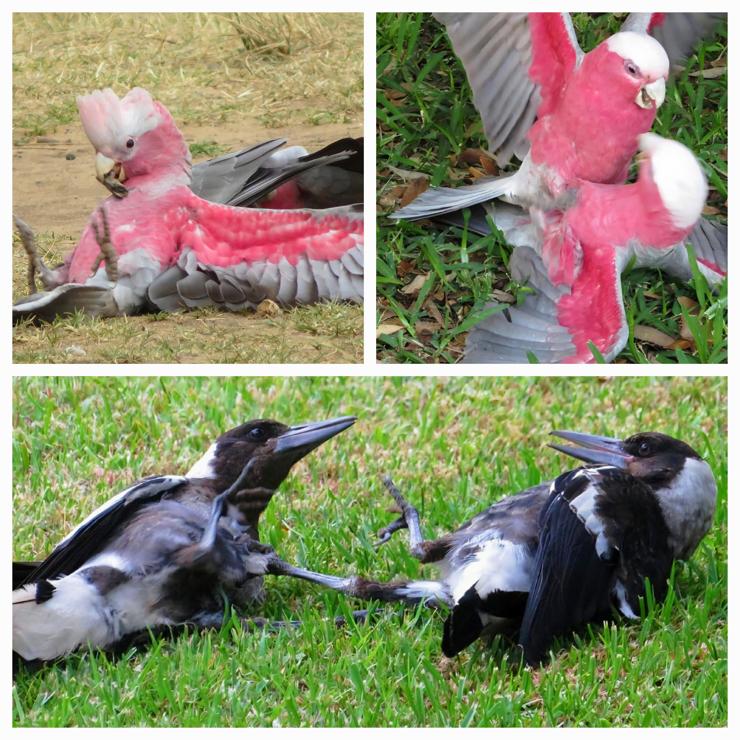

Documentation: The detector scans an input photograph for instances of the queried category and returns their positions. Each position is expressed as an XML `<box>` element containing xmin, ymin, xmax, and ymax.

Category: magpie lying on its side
<box><xmin>262</xmin><ymin>431</ymin><xmax>717</xmax><ymax>665</ymax></box>
<box><xmin>13</xmin><ymin>416</ymin><xmax>355</xmax><ymax>664</ymax></box>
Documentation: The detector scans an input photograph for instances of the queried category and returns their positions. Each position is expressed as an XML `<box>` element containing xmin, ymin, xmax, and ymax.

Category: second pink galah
<box><xmin>13</xmin><ymin>87</ymin><xmax>363</xmax><ymax>321</ymax></box>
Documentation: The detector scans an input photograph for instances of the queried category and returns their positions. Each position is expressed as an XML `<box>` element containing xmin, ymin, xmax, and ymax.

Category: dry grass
<box><xmin>12</xmin><ymin>13</ymin><xmax>363</xmax><ymax>137</ymax></box>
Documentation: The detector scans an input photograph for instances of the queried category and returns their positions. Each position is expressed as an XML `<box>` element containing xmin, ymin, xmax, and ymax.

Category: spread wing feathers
<box><xmin>13</xmin><ymin>284</ymin><xmax>120</xmax><ymax>324</ymax></box>
<box><xmin>443</xmin><ymin>585</ymin><xmax>528</xmax><ymax>657</ymax></box>
<box><xmin>191</xmin><ymin>138</ymin><xmax>362</xmax><ymax>206</ymax></box>
<box><xmin>392</xmin><ymin>175</ymin><xmax>518</xmax><ymax>221</ymax></box>
<box><xmin>190</xmin><ymin>138</ymin><xmax>287</xmax><ymax>204</ymax></box>
<box><xmin>147</xmin><ymin>243</ymin><xmax>364</xmax><ymax>311</ymax></box>
<box><xmin>687</xmin><ymin>218</ymin><xmax>727</xmax><ymax>275</ymax></box>
<box><xmin>464</xmin><ymin>245</ymin><xmax>577</xmax><ymax>363</ymax></box>
<box><xmin>435</xmin><ymin>13</ymin><xmax>581</xmax><ymax>165</ymax></box>
<box><xmin>17</xmin><ymin>475</ymin><xmax>187</xmax><ymax>586</ymax></box>
<box><xmin>622</xmin><ymin>13</ymin><xmax>725</xmax><ymax>68</ymax></box>
<box><xmin>519</xmin><ymin>469</ymin><xmax>674</xmax><ymax>665</ymax></box>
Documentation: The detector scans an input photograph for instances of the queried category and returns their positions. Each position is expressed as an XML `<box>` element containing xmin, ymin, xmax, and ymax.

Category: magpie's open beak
<box><xmin>95</xmin><ymin>152</ymin><xmax>128</xmax><ymax>198</ymax></box>
<box><xmin>272</xmin><ymin>416</ymin><xmax>356</xmax><ymax>464</ymax></box>
<box><xmin>548</xmin><ymin>430</ymin><xmax>632</xmax><ymax>470</ymax></box>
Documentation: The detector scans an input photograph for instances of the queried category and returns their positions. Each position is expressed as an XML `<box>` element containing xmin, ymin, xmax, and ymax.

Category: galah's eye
<box><xmin>624</xmin><ymin>60</ymin><xmax>640</xmax><ymax>76</ymax></box>
<box><xmin>126</xmin><ymin>138</ymin><xmax>135</xmax><ymax>149</ymax></box>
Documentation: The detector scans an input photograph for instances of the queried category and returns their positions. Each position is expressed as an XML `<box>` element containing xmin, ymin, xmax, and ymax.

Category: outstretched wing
<box><xmin>622</xmin><ymin>13</ymin><xmax>725</xmax><ymax>68</ymax></box>
<box><xmin>18</xmin><ymin>475</ymin><xmax>187</xmax><ymax>585</ymax></box>
<box><xmin>435</xmin><ymin>13</ymin><xmax>582</xmax><ymax>165</ymax></box>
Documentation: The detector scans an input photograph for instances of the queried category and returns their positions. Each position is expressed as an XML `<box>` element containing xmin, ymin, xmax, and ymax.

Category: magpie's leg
<box><xmin>13</xmin><ymin>215</ymin><xmax>59</xmax><ymax>291</ymax></box>
<box><xmin>89</xmin><ymin>207</ymin><xmax>118</xmax><ymax>282</ymax></box>
<box><xmin>263</xmin><ymin>553</ymin><xmax>452</xmax><ymax>608</ymax></box>
<box><xmin>375</xmin><ymin>476</ymin><xmax>451</xmax><ymax>564</ymax></box>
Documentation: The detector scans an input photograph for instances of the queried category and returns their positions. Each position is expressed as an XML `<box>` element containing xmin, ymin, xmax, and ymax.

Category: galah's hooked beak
<box><xmin>95</xmin><ymin>152</ymin><xmax>128</xmax><ymax>199</ymax></box>
<box><xmin>548</xmin><ymin>430</ymin><xmax>633</xmax><ymax>470</ymax></box>
<box><xmin>635</xmin><ymin>78</ymin><xmax>666</xmax><ymax>110</ymax></box>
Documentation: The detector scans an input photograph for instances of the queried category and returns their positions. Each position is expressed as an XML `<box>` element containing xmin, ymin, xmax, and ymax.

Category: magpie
<box><xmin>13</xmin><ymin>415</ymin><xmax>355</xmax><ymax>663</ymax></box>
<box><xmin>267</xmin><ymin>431</ymin><xmax>717</xmax><ymax>665</ymax></box>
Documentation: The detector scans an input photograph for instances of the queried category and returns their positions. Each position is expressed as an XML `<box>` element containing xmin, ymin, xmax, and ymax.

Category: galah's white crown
<box><xmin>77</xmin><ymin>87</ymin><xmax>162</xmax><ymax>154</ymax></box>
<box><xmin>606</xmin><ymin>31</ymin><xmax>669</xmax><ymax>80</ymax></box>
<box><xmin>638</xmin><ymin>133</ymin><xmax>708</xmax><ymax>229</ymax></box>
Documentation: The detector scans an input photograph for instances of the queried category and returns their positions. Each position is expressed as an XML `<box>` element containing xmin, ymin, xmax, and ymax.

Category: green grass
<box><xmin>376</xmin><ymin>13</ymin><xmax>728</xmax><ymax>363</ymax></box>
<box><xmin>13</xmin><ymin>377</ymin><xmax>727</xmax><ymax>726</ymax></box>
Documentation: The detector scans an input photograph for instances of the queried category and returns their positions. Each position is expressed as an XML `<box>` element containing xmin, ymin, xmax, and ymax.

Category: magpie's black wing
<box><xmin>13</xmin><ymin>561</ymin><xmax>41</xmax><ymax>590</ymax></box>
<box><xmin>519</xmin><ymin>468</ymin><xmax>673</xmax><ymax>665</ymax></box>
<box><xmin>17</xmin><ymin>476</ymin><xmax>187</xmax><ymax>586</ymax></box>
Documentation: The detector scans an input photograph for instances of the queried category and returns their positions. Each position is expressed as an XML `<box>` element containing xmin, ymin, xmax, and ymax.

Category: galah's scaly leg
<box><xmin>89</xmin><ymin>207</ymin><xmax>118</xmax><ymax>282</ymax></box>
<box><xmin>375</xmin><ymin>476</ymin><xmax>452</xmax><ymax>564</ymax></box>
<box><xmin>13</xmin><ymin>215</ymin><xmax>57</xmax><ymax>292</ymax></box>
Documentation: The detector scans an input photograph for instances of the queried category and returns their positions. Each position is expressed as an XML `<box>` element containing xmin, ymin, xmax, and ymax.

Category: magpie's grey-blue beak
<box><xmin>548</xmin><ymin>430</ymin><xmax>633</xmax><ymax>469</ymax></box>
<box><xmin>273</xmin><ymin>416</ymin><xmax>356</xmax><ymax>460</ymax></box>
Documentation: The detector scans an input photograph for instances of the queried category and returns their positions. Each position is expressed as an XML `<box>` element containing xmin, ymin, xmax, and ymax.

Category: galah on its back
<box><xmin>13</xmin><ymin>88</ymin><xmax>363</xmax><ymax>321</ymax></box>
<box><xmin>393</xmin><ymin>12</ymin><xmax>722</xmax><ymax>220</ymax></box>
<box><xmin>463</xmin><ymin>134</ymin><xmax>714</xmax><ymax>364</ymax></box>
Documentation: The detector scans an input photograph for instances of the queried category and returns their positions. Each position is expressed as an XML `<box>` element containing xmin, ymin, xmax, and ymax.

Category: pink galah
<box><xmin>13</xmin><ymin>87</ymin><xmax>363</xmax><ymax>321</ymax></box>
<box><xmin>464</xmin><ymin>134</ymin><xmax>715</xmax><ymax>364</ymax></box>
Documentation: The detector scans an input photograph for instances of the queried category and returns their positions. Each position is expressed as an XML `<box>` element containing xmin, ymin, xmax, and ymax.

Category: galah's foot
<box><xmin>90</xmin><ymin>207</ymin><xmax>118</xmax><ymax>282</ymax></box>
<box><xmin>13</xmin><ymin>215</ymin><xmax>55</xmax><ymax>292</ymax></box>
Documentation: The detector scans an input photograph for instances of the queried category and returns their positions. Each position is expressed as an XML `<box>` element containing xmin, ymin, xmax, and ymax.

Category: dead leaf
<box><xmin>401</xmin><ymin>273</ymin><xmax>428</xmax><ymax>296</ymax></box>
<box><xmin>376</xmin><ymin>323</ymin><xmax>404</xmax><ymax>337</ymax></box>
<box><xmin>491</xmin><ymin>289</ymin><xmax>515</xmax><ymax>304</ymax></box>
<box><xmin>702</xmin><ymin>205</ymin><xmax>722</xmax><ymax>216</ymax></box>
<box><xmin>424</xmin><ymin>299</ymin><xmax>445</xmax><ymax>326</ymax></box>
<box><xmin>415</xmin><ymin>321</ymin><xmax>439</xmax><ymax>335</ymax></box>
<box><xmin>399</xmin><ymin>177</ymin><xmax>428</xmax><ymax>208</ymax></box>
<box><xmin>689</xmin><ymin>67</ymin><xmax>726</xmax><ymax>79</ymax></box>
<box><xmin>677</xmin><ymin>296</ymin><xmax>699</xmax><ymax>312</ymax></box>
<box><xmin>387</xmin><ymin>165</ymin><xmax>430</xmax><ymax>181</ymax></box>
<box><xmin>633</xmin><ymin>325</ymin><xmax>676</xmax><ymax>348</ymax></box>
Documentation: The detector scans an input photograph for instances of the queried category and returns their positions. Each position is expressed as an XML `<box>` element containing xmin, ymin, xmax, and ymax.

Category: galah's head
<box><xmin>637</xmin><ymin>133</ymin><xmax>707</xmax><ymax>230</ymax></box>
<box><xmin>590</xmin><ymin>31</ymin><xmax>669</xmax><ymax>112</ymax></box>
<box><xmin>77</xmin><ymin>87</ymin><xmax>191</xmax><ymax>198</ymax></box>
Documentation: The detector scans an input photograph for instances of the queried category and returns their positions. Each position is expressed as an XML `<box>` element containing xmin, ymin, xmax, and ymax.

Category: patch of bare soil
<box><xmin>12</xmin><ymin>117</ymin><xmax>363</xmax><ymax>364</ymax></box>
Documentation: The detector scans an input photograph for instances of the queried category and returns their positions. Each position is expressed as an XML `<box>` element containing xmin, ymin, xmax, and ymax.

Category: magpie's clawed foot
<box><xmin>374</xmin><ymin>475</ymin><xmax>420</xmax><ymax>549</ymax></box>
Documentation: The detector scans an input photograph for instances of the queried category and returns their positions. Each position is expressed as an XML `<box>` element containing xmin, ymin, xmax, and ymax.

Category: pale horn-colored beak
<box><xmin>635</xmin><ymin>77</ymin><xmax>666</xmax><ymax>110</ymax></box>
<box><xmin>95</xmin><ymin>152</ymin><xmax>128</xmax><ymax>198</ymax></box>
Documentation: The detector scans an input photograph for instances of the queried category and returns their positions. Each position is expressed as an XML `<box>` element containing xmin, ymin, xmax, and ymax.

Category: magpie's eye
<box><xmin>126</xmin><ymin>138</ymin><xmax>135</xmax><ymax>149</ymax></box>
<box><xmin>624</xmin><ymin>60</ymin><xmax>640</xmax><ymax>76</ymax></box>
<box><xmin>638</xmin><ymin>441</ymin><xmax>652</xmax><ymax>457</ymax></box>
<box><xmin>248</xmin><ymin>427</ymin><xmax>266</xmax><ymax>441</ymax></box>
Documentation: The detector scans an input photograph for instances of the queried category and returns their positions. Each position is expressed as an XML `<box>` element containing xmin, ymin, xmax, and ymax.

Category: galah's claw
<box><xmin>13</xmin><ymin>215</ymin><xmax>55</xmax><ymax>292</ymax></box>
<box><xmin>90</xmin><ymin>208</ymin><xmax>118</xmax><ymax>282</ymax></box>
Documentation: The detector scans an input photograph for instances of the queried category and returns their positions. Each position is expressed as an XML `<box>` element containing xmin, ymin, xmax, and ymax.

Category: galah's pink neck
<box><xmin>529</xmin><ymin>44</ymin><xmax>657</xmax><ymax>185</ymax></box>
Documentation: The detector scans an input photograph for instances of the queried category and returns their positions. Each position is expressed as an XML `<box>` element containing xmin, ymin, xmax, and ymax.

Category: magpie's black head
<box><xmin>188</xmin><ymin>416</ymin><xmax>356</xmax><ymax>492</ymax></box>
<box><xmin>549</xmin><ymin>430</ymin><xmax>702</xmax><ymax>488</ymax></box>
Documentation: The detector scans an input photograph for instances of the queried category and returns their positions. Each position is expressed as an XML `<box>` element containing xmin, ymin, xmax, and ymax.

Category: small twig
<box><xmin>90</xmin><ymin>207</ymin><xmax>118</xmax><ymax>282</ymax></box>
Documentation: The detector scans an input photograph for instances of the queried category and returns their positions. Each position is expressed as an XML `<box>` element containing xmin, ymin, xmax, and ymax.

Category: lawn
<box><xmin>376</xmin><ymin>13</ymin><xmax>728</xmax><ymax>363</ymax></box>
<box><xmin>12</xmin><ymin>13</ymin><xmax>364</xmax><ymax>364</ymax></box>
<box><xmin>13</xmin><ymin>376</ymin><xmax>727</xmax><ymax>726</ymax></box>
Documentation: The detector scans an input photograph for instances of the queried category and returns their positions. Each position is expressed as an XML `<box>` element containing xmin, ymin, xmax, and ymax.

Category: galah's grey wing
<box><xmin>622</xmin><ymin>13</ymin><xmax>726</xmax><ymax>68</ymax></box>
<box><xmin>147</xmin><ymin>206</ymin><xmax>364</xmax><ymax>311</ymax></box>
<box><xmin>17</xmin><ymin>476</ymin><xmax>188</xmax><ymax>586</ymax></box>
<box><xmin>190</xmin><ymin>139</ymin><xmax>287</xmax><ymax>204</ymax></box>
<box><xmin>435</xmin><ymin>13</ymin><xmax>583</xmax><ymax>166</ymax></box>
<box><xmin>686</xmin><ymin>218</ymin><xmax>727</xmax><ymax>275</ymax></box>
<box><xmin>463</xmin><ymin>245</ymin><xmax>578</xmax><ymax>364</ymax></box>
<box><xmin>13</xmin><ymin>284</ymin><xmax>121</xmax><ymax>323</ymax></box>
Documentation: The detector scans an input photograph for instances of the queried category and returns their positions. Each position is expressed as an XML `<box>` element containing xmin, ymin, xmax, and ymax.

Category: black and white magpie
<box><xmin>268</xmin><ymin>431</ymin><xmax>717</xmax><ymax>665</ymax></box>
<box><xmin>13</xmin><ymin>415</ymin><xmax>355</xmax><ymax>664</ymax></box>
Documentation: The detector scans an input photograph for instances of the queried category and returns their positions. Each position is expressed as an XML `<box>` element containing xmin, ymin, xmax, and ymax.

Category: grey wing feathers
<box><xmin>146</xmin><ymin>245</ymin><xmax>364</xmax><ymax>311</ymax></box>
<box><xmin>190</xmin><ymin>139</ymin><xmax>287</xmax><ymax>204</ymax></box>
<box><xmin>688</xmin><ymin>218</ymin><xmax>727</xmax><ymax>273</ymax></box>
<box><xmin>623</xmin><ymin>13</ymin><xmax>725</xmax><ymax>68</ymax></box>
<box><xmin>13</xmin><ymin>284</ymin><xmax>120</xmax><ymax>323</ymax></box>
<box><xmin>463</xmin><ymin>246</ymin><xmax>575</xmax><ymax>364</ymax></box>
<box><xmin>435</xmin><ymin>13</ymin><xmax>582</xmax><ymax>165</ymax></box>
